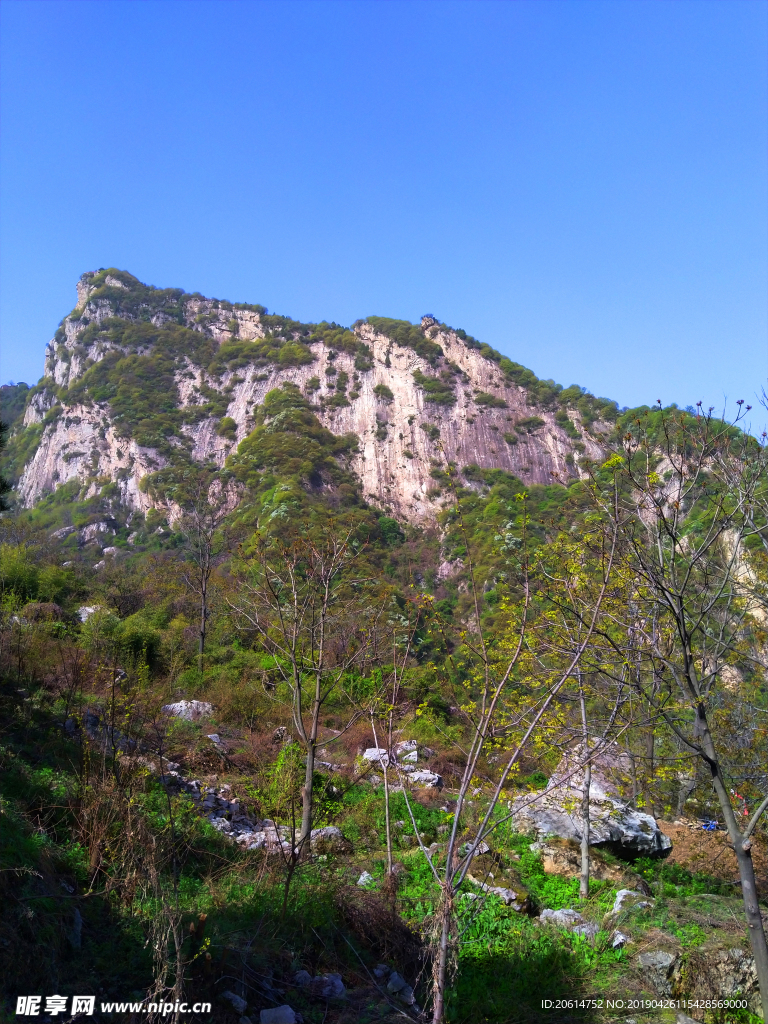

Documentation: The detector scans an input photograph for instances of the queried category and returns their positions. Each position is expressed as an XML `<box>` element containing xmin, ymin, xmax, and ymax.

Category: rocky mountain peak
<box><xmin>3</xmin><ymin>270</ymin><xmax>620</xmax><ymax>525</ymax></box>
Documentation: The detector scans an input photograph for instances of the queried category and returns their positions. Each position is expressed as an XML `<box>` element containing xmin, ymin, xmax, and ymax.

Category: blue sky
<box><xmin>1</xmin><ymin>0</ymin><xmax>766</xmax><ymax>415</ymax></box>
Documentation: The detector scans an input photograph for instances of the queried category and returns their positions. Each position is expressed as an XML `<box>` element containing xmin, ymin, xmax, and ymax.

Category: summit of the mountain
<box><xmin>4</xmin><ymin>269</ymin><xmax>619</xmax><ymax>523</ymax></box>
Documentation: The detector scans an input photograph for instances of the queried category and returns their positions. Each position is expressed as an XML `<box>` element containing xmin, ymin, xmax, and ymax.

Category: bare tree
<box><xmin>228</xmin><ymin>526</ymin><xmax>389</xmax><ymax>857</ymax></box>
<box><xmin>177</xmin><ymin>483</ymin><xmax>229</xmax><ymax>673</ymax></box>
<box><xmin>590</xmin><ymin>404</ymin><xmax>768</xmax><ymax>1018</ymax></box>
<box><xmin>409</xmin><ymin>476</ymin><xmax>619</xmax><ymax>1024</ymax></box>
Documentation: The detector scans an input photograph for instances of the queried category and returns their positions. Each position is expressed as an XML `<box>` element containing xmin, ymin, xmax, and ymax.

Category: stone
<box><xmin>572</xmin><ymin>922</ymin><xmax>600</xmax><ymax>940</ymax></box>
<box><xmin>612</xmin><ymin>888</ymin><xmax>653</xmax><ymax>915</ymax></box>
<box><xmin>310</xmin><ymin>973</ymin><xmax>345</xmax><ymax>999</ymax></box>
<box><xmin>310</xmin><ymin>826</ymin><xmax>351</xmax><ymax>854</ymax></box>
<box><xmin>610</xmin><ymin>930</ymin><xmax>629</xmax><ymax>948</ymax></box>
<box><xmin>357</xmin><ymin>871</ymin><xmax>374</xmax><ymax>887</ymax></box>
<box><xmin>372</xmin><ymin>964</ymin><xmax>390</xmax><ymax>980</ymax></box>
<box><xmin>292</xmin><ymin>971</ymin><xmax>311</xmax><ymax>987</ymax></box>
<box><xmin>220</xmin><ymin>990</ymin><xmax>248</xmax><ymax>1014</ymax></box>
<box><xmin>386</xmin><ymin>971</ymin><xmax>415</xmax><ymax>1003</ymax></box>
<box><xmin>638</xmin><ymin>950</ymin><xmax>677</xmax><ymax>997</ymax></box>
<box><xmin>669</xmin><ymin>945</ymin><xmax>760</xmax><ymax>1014</ymax></box>
<box><xmin>260</xmin><ymin>1008</ymin><xmax>298</xmax><ymax>1024</ymax></box>
<box><xmin>407</xmin><ymin>770</ymin><xmax>443</xmax><ymax>788</ymax></box>
<box><xmin>539</xmin><ymin>908</ymin><xmax>584</xmax><ymax>929</ymax></box>
<box><xmin>362</xmin><ymin>747</ymin><xmax>390</xmax><ymax>766</ymax></box>
<box><xmin>394</xmin><ymin>739</ymin><xmax>417</xmax><ymax>756</ymax></box>
<box><xmin>161</xmin><ymin>700</ymin><xmax>214</xmax><ymax>721</ymax></box>
<box><xmin>529</xmin><ymin>838</ymin><xmax>630</xmax><ymax>883</ymax></box>
<box><xmin>77</xmin><ymin>605</ymin><xmax>104</xmax><ymax>622</ymax></box>
<box><xmin>511</xmin><ymin>741</ymin><xmax>672</xmax><ymax>857</ymax></box>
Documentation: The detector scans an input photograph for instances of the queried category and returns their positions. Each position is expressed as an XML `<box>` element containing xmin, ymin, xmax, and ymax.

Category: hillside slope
<box><xmin>3</xmin><ymin>269</ymin><xmax>620</xmax><ymax>522</ymax></box>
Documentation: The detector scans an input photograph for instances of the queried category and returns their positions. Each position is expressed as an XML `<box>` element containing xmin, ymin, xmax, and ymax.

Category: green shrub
<box><xmin>0</xmin><ymin>544</ymin><xmax>39</xmax><ymax>600</ymax></box>
<box><xmin>217</xmin><ymin>417</ymin><xmax>237</xmax><ymax>440</ymax></box>
<box><xmin>516</xmin><ymin>416</ymin><xmax>545</xmax><ymax>434</ymax></box>
<box><xmin>474</xmin><ymin>392</ymin><xmax>507</xmax><ymax>408</ymax></box>
<box><xmin>412</xmin><ymin>370</ymin><xmax>456</xmax><ymax>406</ymax></box>
<box><xmin>373</xmin><ymin>383</ymin><xmax>394</xmax><ymax>402</ymax></box>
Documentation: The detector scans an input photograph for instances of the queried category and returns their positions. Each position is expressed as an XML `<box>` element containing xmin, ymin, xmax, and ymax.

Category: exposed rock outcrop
<box><xmin>511</xmin><ymin>742</ymin><xmax>672</xmax><ymax>857</ymax></box>
<box><xmin>10</xmin><ymin>270</ymin><xmax>612</xmax><ymax>524</ymax></box>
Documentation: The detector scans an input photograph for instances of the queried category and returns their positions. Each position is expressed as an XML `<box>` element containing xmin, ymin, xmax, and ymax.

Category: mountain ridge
<box><xmin>2</xmin><ymin>268</ymin><xmax>621</xmax><ymax>524</ymax></box>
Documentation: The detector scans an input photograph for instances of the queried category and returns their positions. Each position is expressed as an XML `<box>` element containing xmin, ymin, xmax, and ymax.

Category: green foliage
<box><xmin>373</xmin><ymin>383</ymin><xmax>394</xmax><ymax>402</ymax></box>
<box><xmin>555</xmin><ymin>409</ymin><xmax>580</xmax><ymax>438</ymax></box>
<box><xmin>0</xmin><ymin>544</ymin><xmax>40</xmax><ymax>601</ymax></box>
<box><xmin>365</xmin><ymin>316</ymin><xmax>443</xmax><ymax>366</ymax></box>
<box><xmin>208</xmin><ymin>335</ymin><xmax>314</xmax><ymax>375</ymax></box>
<box><xmin>378</xmin><ymin>515</ymin><xmax>404</xmax><ymax>546</ymax></box>
<box><xmin>515</xmin><ymin>416</ymin><xmax>545</xmax><ymax>434</ymax></box>
<box><xmin>412</xmin><ymin>369</ymin><xmax>456</xmax><ymax>406</ymax></box>
<box><xmin>217</xmin><ymin>416</ymin><xmax>237</xmax><ymax>440</ymax></box>
<box><xmin>474</xmin><ymin>391</ymin><xmax>507</xmax><ymax>408</ymax></box>
<box><xmin>309</xmin><ymin>322</ymin><xmax>373</xmax><ymax>370</ymax></box>
<box><xmin>227</xmin><ymin>384</ymin><xmax>362</xmax><ymax>527</ymax></box>
<box><xmin>420</xmin><ymin>423</ymin><xmax>440</xmax><ymax>442</ymax></box>
<box><xmin>0</xmin><ymin>382</ymin><xmax>31</xmax><ymax>433</ymax></box>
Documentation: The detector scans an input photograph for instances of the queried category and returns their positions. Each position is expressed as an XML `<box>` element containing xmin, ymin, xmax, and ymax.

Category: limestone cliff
<box><xmin>6</xmin><ymin>270</ymin><xmax>618</xmax><ymax>523</ymax></box>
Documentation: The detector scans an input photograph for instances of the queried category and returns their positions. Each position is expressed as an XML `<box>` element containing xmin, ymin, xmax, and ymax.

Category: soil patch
<box><xmin>658</xmin><ymin>820</ymin><xmax>768</xmax><ymax>896</ymax></box>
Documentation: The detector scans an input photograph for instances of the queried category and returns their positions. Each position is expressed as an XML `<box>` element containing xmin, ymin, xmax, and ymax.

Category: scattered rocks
<box><xmin>161</xmin><ymin>700</ymin><xmax>214</xmax><ymax>720</ymax></box>
<box><xmin>386</xmin><ymin>971</ymin><xmax>416</xmax><ymax>1006</ymax></box>
<box><xmin>610</xmin><ymin>930</ymin><xmax>629</xmax><ymax>948</ymax></box>
<box><xmin>357</xmin><ymin>871</ymin><xmax>374</xmax><ymax>887</ymax></box>
<box><xmin>467</xmin><ymin>874</ymin><xmax>527</xmax><ymax>911</ymax></box>
<box><xmin>292</xmin><ymin>971</ymin><xmax>311</xmax><ymax>988</ymax></box>
<box><xmin>309</xmin><ymin>973</ymin><xmax>345</xmax><ymax>999</ymax></box>
<box><xmin>362</xmin><ymin>747</ymin><xmax>390</xmax><ymax>767</ymax></box>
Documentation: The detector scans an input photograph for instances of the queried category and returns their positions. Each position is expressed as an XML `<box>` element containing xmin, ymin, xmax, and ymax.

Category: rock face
<box><xmin>639</xmin><ymin>945</ymin><xmax>760</xmax><ymax>1014</ymax></box>
<box><xmin>511</xmin><ymin>742</ymin><xmax>672</xmax><ymax>857</ymax></box>
<box><xmin>9</xmin><ymin>270</ymin><xmax>612</xmax><ymax>524</ymax></box>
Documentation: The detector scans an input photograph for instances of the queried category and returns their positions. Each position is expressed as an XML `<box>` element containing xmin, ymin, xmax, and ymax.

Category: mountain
<box><xmin>2</xmin><ymin>269</ymin><xmax>621</xmax><ymax>524</ymax></box>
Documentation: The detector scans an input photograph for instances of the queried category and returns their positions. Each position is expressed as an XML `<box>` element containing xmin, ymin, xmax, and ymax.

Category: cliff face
<box><xmin>10</xmin><ymin>270</ymin><xmax>613</xmax><ymax>523</ymax></box>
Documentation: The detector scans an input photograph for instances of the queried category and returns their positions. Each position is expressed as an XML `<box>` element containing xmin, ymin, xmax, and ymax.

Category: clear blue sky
<box><xmin>1</xmin><ymin>0</ymin><xmax>766</xmax><ymax>415</ymax></box>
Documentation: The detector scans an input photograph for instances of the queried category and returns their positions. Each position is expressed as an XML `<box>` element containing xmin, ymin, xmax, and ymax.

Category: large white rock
<box><xmin>161</xmin><ymin>700</ymin><xmax>214</xmax><ymax>721</ymax></box>
<box><xmin>511</xmin><ymin>742</ymin><xmax>672</xmax><ymax>857</ymax></box>
<box><xmin>362</xmin><ymin>747</ymin><xmax>390</xmax><ymax>766</ymax></box>
<box><xmin>408</xmin><ymin>770</ymin><xmax>442</xmax><ymax>788</ymax></box>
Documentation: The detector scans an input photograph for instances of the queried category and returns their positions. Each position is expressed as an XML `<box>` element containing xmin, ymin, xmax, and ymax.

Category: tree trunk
<box><xmin>198</xmin><ymin>582</ymin><xmax>207</xmax><ymax>674</ymax></box>
<box><xmin>700</xmin><ymin>720</ymin><xmax>768</xmax><ymax>1020</ymax></box>
<box><xmin>580</xmin><ymin>759</ymin><xmax>591</xmax><ymax>900</ymax></box>
<box><xmin>432</xmin><ymin>888</ymin><xmax>451</xmax><ymax>1024</ymax></box>
<box><xmin>579</xmin><ymin>679</ymin><xmax>590</xmax><ymax>899</ymax></box>
<box><xmin>298</xmin><ymin>741</ymin><xmax>315</xmax><ymax>853</ymax></box>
